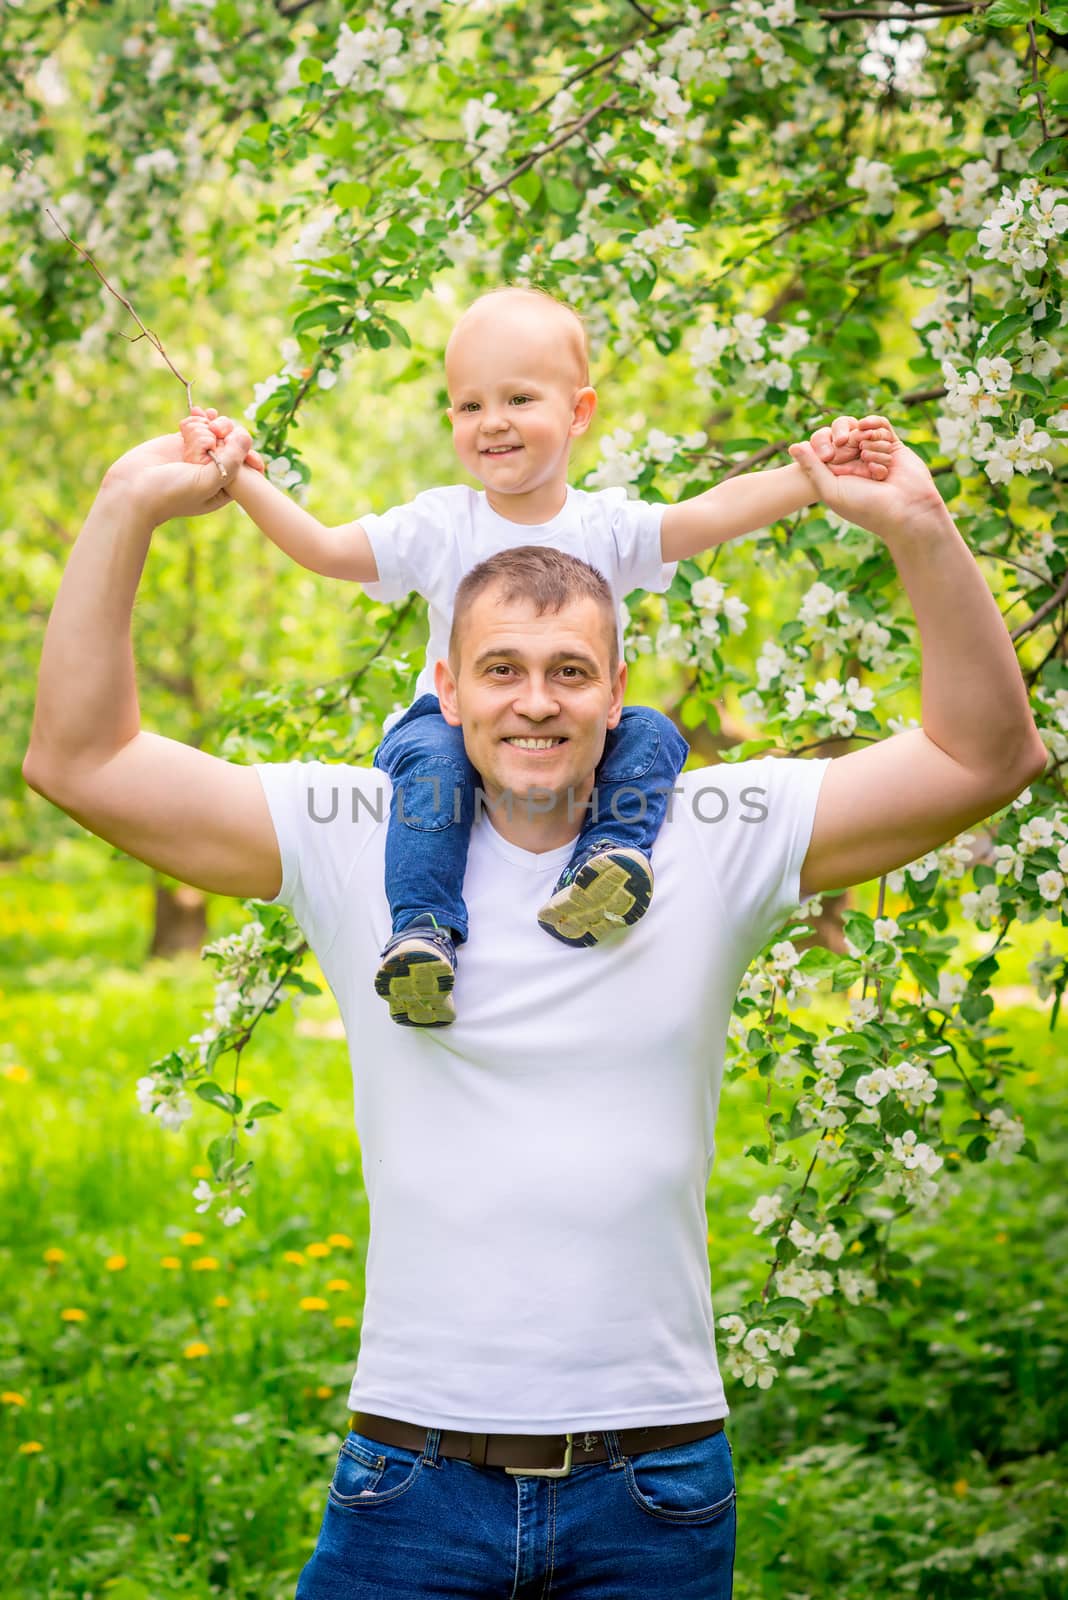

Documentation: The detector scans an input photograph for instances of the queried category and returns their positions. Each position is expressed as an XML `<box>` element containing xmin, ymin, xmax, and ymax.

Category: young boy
<box><xmin>182</xmin><ymin>286</ymin><xmax>864</xmax><ymax>1028</ymax></box>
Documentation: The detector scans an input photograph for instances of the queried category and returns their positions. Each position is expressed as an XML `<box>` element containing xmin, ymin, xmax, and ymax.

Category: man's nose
<box><xmin>513</xmin><ymin>676</ymin><xmax>560</xmax><ymax>719</ymax></box>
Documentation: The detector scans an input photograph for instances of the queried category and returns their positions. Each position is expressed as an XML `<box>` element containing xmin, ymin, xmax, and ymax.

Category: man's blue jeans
<box><xmin>295</xmin><ymin>1423</ymin><xmax>736</xmax><ymax>1597</ymax></box>
<box><xmin>373</xmin><ymin>695</ymin><xmax>690</xmax><ymax>942</ymax></box>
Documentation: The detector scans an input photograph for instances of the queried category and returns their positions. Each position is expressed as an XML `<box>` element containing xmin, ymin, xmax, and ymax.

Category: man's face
<box><xmin>435</xmin><ymin>587</ymin><xmax>625</xmax><ymax>809</ymax></box>
<box><xmin>444</xmin><ymin>300</ymin><xmax>595</xmax><ymax>503</ymax></box>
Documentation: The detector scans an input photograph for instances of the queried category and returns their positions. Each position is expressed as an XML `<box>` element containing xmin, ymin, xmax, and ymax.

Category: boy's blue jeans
<box><xmin>295</xmin><ymin>1422</ymin><xmax>736</xmax><ymax>1597</ymax></box>
<box><xmin>372</xmin><ymin>694</ymin><xmax>690</xmax><ymax>942</ymax></box>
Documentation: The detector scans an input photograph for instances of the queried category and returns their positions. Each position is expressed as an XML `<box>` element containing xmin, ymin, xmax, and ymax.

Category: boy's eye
<box><xmin>459</xmin><ymin>402</ymin><xmax>479</xmax><ymax>413</ymax></box>
<box><xmin>509</xmin><ymin>395</ymin><xmax>532</xmax><ymax>406</ymax></box>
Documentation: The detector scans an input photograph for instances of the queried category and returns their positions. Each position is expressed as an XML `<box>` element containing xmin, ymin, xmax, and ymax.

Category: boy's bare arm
<box><xmin>181</xmin><ymin>412</ymin><xmax>379</xmax><ymax>584</ymax></box>
<box><xmin>659</xmin><ymin>417</ymin><xmax>877</xmax><ymax>564</ymax></box>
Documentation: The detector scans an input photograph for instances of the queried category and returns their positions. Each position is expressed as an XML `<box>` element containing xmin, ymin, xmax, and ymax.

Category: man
<box><xmin>23</xmin><ymin>416</ymin><xmax>1045</xmax><ymax>1599</ymax></box>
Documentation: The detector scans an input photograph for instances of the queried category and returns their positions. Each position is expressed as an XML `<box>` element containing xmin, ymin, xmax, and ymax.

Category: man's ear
<box><xmin>605</xmin><ymin>659</ymin><xmax>627</xmax><ymax>730</ymax></box>
<box><xmin>435</xmin><ymin>657</ymin><xmax>462</xmax><ymax>725</ymax></box>
<box><xmin>569</xmin><ymin>386</ymin><xmax>597</xmax><ymax>438</ymax></box>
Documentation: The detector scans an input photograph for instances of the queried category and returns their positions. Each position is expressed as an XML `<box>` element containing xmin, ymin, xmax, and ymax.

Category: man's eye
<box><xmin>490</xmin><ymin>664</ymin><xmax>513</xmax><ymax>676</ymax></box>
<box><xmin>559</xmin><ymin>666</ymin><xmax>584</xmax><ymax>679</ymax></box>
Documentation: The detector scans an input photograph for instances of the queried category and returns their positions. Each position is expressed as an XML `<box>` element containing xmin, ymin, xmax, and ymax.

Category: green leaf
<box><xmin>331</xmin><ymin>180</ymin><xmax>372</xmax><ymax>210</ymax></box>
<box><xmin>842</xmin><ymin>912</ymin><xmax>874</xmax><ymax>953</ymax></box>
<box><xmin>628</xmin><ymin>268</ymin><xmax>655</xmax><ymax>303</ymax></box>
<box><xmin>903</xmin><ymin>950</ymin><xmax>941</xmax><ymax>997</ymax></box>
<box><xmin>299</xmin><ymin>57</ymin><xmax>323</xmax><ymax>84</ymax></box>
<box><xmin>984</xmin><ymin>0</ymin><xmax>1038</xmax><ymax>23</ymax></box>
<box><xmin>246</xmin><ymin>1100</ymin><xmax>283</xmax><ymax>1118</ymax></box>
<box><xmin>982</xmin><ymin>312</ymin><xmax>1031</xmax><ymax>354</ymax></box>
<box><xmin>512</xmin><ymin>170</ymin><xmax>543</xmax><ymax>207</ymax></box>
<box><xmin>1047</xmin><ymin>70</ymin><xmax>1068</xmax><ymax>104</ymax></box>
<box><xmin>1029</xmin><ymin>137</ymin><xmax>1067</xmax><ymax>174</ymax></box>
<box><xmin>196</xmin><ymin>1081</ymin><xmax>242</xmax><ymax>1116</ymax></box>
<box><xmin>545</xmin><ymin>176</ymin><xmax>581</xmax><ymax>213</ymax></box>
<box><xmin>1037</xmin><ymin>4</ymin><xmax>1068</xmax><ymax>29</ymax></box>
<box><xmin>1014</xmin><ymin>373</ymin><xmax>1048</xmax><ymax>398</ymax></box>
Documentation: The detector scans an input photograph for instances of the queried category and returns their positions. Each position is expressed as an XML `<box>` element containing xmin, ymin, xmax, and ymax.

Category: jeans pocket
<box><xmin>597</xmin><ymin>713</ymin><xmax>662</xmax><ymax>785</ymax></box>
<box><xmin>623</xmin><ymin>1429</ymin><xmax>736</xmax><ymax>1525</ymax></box>
<box><xmin>328</xmin><ymin>1431</ymin><xmax>425</xmax><ymax>1512</ymax></box>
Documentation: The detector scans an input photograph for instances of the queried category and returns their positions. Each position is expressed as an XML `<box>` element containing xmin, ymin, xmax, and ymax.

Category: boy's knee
<box><xmin>392</xmin><ymin>756</ymin><xmax>471</xmax><ymax>832</ymax></box>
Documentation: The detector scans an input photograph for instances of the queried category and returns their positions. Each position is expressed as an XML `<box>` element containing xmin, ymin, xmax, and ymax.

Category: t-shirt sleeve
<box><xmin>356</xmin><ymin>488</ymin><xmax>458</xmax><ymax>605</ymax></box>
<box><xmin>684</xmin><ymin>754</ymin><xmax>832</xmax><ymax>952</ymax></box>
<box><xmin>253</xmin><ymin>760</ymin><xmax>387</xmax><ymax>956</ymax></box>
<box><xmin>606</xmin><ymin>492</ymin><xmax>677</xmax><ymax>596</ymax></box>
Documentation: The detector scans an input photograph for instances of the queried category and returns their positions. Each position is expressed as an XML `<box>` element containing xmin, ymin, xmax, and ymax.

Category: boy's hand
<box><xmin>789</xmin><ymin>416</ymin><xmax>948</xmax><ymax>545</ymax></box>
<box><xmin>807</xmin><ymin>414</ymin><xmax>899</xmax><ymax>482</ymax></box>
<box><xmin>180</xmin><ymin>405</ymin><xmax>267</xmax><ymax>476</ymax></box>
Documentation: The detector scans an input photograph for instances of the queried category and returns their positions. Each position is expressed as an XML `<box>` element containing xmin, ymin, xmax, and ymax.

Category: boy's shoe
<box><xmin>537</xmin><ymin>843</ymin><xmax>654</xmax><ymax>948</ymax></box>
<box><xmin>374</xmin><ymin>914</ymin><xmax>457</xmax><ymax>1027</ymax></box>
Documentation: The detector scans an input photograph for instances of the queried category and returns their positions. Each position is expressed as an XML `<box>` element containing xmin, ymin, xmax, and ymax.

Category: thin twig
<box><xmin>44</xmin><ymin>207</ymin><xmax>224</xmax><ymax>475</ymax></box>
<box><xmin>1027</xmin><ymin>20</ymin><xmax>1050</xmax><ymax>144</ymax></box>
<box><xmin>1010</xmin><ymin>571</ymin><xmax>1068</xmax><ymax>642</ymax></box>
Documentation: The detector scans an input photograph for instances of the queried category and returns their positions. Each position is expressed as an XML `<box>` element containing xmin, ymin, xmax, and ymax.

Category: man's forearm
<box><xmin>887</xmin><ymin>507</ymin><xmax>1044</xmax><ymax>778</ymax></box>
<box><xmin>661</xmin><ymin>463</ymin><xmax>813</xmax><ymax>562</ymax></box>
<box><xmin>24</xmin><ymin>480</ymin><xmax>152</xmax><ymax>781</ymax></box>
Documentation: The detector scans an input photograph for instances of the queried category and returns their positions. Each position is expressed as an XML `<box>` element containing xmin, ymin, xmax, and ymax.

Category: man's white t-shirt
<box><xmin>254</xmin><ymin>752</ymin><xmax>831</xmax><ymax>1433</ymax></box>
<box><xmin>358</xmin><ymin>484</ymin><xmax>676</xmax><ymax>720</ymax></box>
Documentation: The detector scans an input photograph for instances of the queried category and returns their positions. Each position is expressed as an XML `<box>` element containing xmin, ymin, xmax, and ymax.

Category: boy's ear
<box><xmin>445</xmin><ymin>405</ymin><xmax>455</xmax><ymax>425</ymax></box>
<box><xmin>569</xmin><ymin>386</ymin><xmax>597</xmax><ymax>437</ymax></box>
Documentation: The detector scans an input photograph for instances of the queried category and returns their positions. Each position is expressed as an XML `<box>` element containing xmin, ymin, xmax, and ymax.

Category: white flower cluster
<box><xmin>987</xmin><ymin>1107</ymin><xmax>1026</xmax><ymax>1165</ymax></box>
<box><xmin>846</xmin><ymin>157</ymin><xmax>899</xmax><ymax>218</ymax></box>
<box><xmin>798</xmin><ymin>580</ymin><xmax>895</xmax><ymax>667</ymax></box>
<box><xmin>718</xmin><ymin>1313</ymin><xmax>800</xmax><ymax>1389</ymax></box>
<box><xmin>461</xmin><ymin>92</ymin><xmax>513</xmax><ymax>184</ymax></box>
<box><xmin>620</xmin><ymin>216</ymin><xmax>695</xmax><ymax>279</ymax></box>
<box><xmin>877</xmin><ymin>1127</ymin><xmax>943</xmax><ymax>1205</ymax></box>
<box><xmin>797</xmin><ymin>1037</ymin><xmax>855</xmax><ymax>1134</ymax></box>
<box><xmin>738</xmin><ymin>940</ymin><xmax>815</xmax><ymax>1009</ymax></box>
<box><xmin>992</xmin><ymin>808</ymin><xmax>1068</xmax><ymax>919</ymax></box>
<box><xmin>690</xmin><ymin>311</ymin><xmax>812</xmax><ymax>399</ymax></box>
<box><xmin>935</xmin><ymin>159</ymin><xmax>1000</xmax><ymax>229</ymax></box>
<box><xmin>189</xmin><ymin>921</ymin><xmax>287</xmax><ymax>1066</ymax></box>
<box><xmin>1027</xmin><ymin>940</ymin><xmax>1064</xmax><ymax>1002</ymax></box>
<box><xmin>977</xmin><ymin>179</ymin><xmax>1068</xmax><ymax>283</ymax></box>
<box><xmin>290</xmin><ymin>207</ymin><xmax>339</xmax><ymax>264</ymax></box>
<box><xmin>1035</xmin><ymin>685</ymin><xmax>1068</xmax><ymax>766</ymax></box>
<box><xmin>912</xmin><ymin>287</ymin><xmax>978</xmax><ymax>366</ymax></box>
<box><xmin>689</xmin><ymin>575</ymin><xmax>750</xmax><ymax>646</ymax></box>
<box><xmin>135</xmin><ymin>1073</ymin><xmax>193</xmax><ymax>1133</ymax></box>
<box><xmin>327</xmin><ymin>19</ymin><xmax>405</xmax><ymax>98</ymax></box>
<box><xmin>938</xmin><ymin>358</ymin><xmax>1055</xmax><ymax>486</ymax></box>
<box><xmin>783</xmin><ymin>674</ymin><xmax>876</xmax><ymax>738</ymax></box>
<box><xmin>192</xmin><ymin>1179</ymin><xmax>246</xmax><ymax>1228</ymax></box>
<box><xmin>584</xmin><ymin>423</ymin><xmax>706</xmax><ymax>496</ymax></box>
<box><xmin>854</xmin><ymin>1058</ymin><xmax>937</xmax><ymax>1111</ymax></box>
<box><xmin>960</xmin><ymin>880</ymin><xmax>1002</xmax><ymax>930</ymax></box>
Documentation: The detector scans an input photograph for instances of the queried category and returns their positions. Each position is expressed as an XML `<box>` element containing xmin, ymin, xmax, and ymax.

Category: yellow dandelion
<box><xmin>212</xmin><ymin>1295</ymin><xmax>231</xmax><ymax>1309</ymax></box>
<box><xmin>315</xmin><ymin>1386</ymin><xmax>332</xmax><ymax>1399</ymax></box>
<box><xmin>18</xmin><ymin>1441</ymin><xmax>43</xmax><ymax>1455</ymax></box>
<box><xmin>849</xmin><ymin>1240</ymin><xmax>864</xmax><ymax>1254</ymax></box>
<box><xmin>299</xmin><ymin>1296</ymin><xmax>329</xmax><ymax>1312</ymax></box>
<box><xmin>3</xmin><ymin>1064</ymin><xmax>29</xmax><ymax>1083</ymax></box>
<box><xmin>180</xmin><ymin>1231</ymin><xmax>204</xmax><ymax>1247</ymax></box>
<box><xmin>994</xmin><ymin>1232</ymin><xmax>1008</xmax><ymax>1245</ymax></box>
<box><xmin>191</xmin><ymin>1163</ymin><xmax>211</xmax><ymax>1178</ymax></box>
<box><xmin>305</xmin><ymin>1242</ymin><xmax>331</xmax><ymax>1259</ymax></box>
<box><xmin>191</xmin><ymin>1257</ymin><xmax>219</xmax><ymax>1272</ymax></box>
<box><xmin>105</xmin><ymin>1256</ymin><xmax>127</xmax><ymax>1272</ymax></box>
<box><xmin>183</xmin><ymin>1341</ymin><xmax>210</xmax><ymax>1360</ymax></box>
<box><xmin>43</xmin><ymin>1248</ymin><xmax>65</xmax><ymax>1264</ymax></box>
<box><xmin>946</xmin><ymin>1151</ymin><xmax>961</xmax><ymax>1161</ymax></box>
<box><xmin>160</xmin><ymin>1256</ymin><xmax>182</xmax><ymax>1270</ymax></box>
<box><xmin>1</xmin><ymin>1392</ymin><xmax>27</xmax><ymax>1407</ymax></box>
<box><xmin>255</xmin><ymin>1287</ymin><xmax>269</xmax><ymax>1301</ymax></box>
<box><xmin>173</xmin><ymin>1533</ymin><xmax>192</xmax><ymax>1544</ymax></box>
<box><xmin>326</xmin><ymin>1278</ymin><xmax>351</xmax><ymax>1293</ymax></box>
<box><xmin>283</xmin><ymin>1250</ymin><xmax>306</xmax><ymax>1266</ymax></box>
<box><xmin>1024</xmin><ymin>1071</ymin><xmax>1040</xmax><ymax>1086</ymax></box>
<box><xmin>952</xmin><ymin>1478</ymin><xmax>969</xmax><ymax>1497</ymax></box>
<box><xmin>60</xmin><ymin>1308</ymin><xmax>87</xmax><ymax>1323</ymax></box>
<box><xmin>327</xmin><ymin>1234</ymin><xmax>352</xmax><ymax>1249</ymax></box>
<box><xmin>334</xmin><ymin>1315</ymin><xmax>356</xmax><ymax>1329</ymax></box>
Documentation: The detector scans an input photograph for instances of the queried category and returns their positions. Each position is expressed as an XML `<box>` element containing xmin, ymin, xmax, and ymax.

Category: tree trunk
<box><xmin>149</xmin><ymin>878</ymin><xmax>208</xmax><ymax>958</ymax></box>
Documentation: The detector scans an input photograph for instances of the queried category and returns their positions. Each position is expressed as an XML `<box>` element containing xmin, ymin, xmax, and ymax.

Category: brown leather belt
<box><xmin>349</xmin><ymin>1410</ymin><xmax>725</xmax><ymax>1478</ymax></box>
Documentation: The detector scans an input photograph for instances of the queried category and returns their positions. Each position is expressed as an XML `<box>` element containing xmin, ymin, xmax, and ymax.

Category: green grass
<box><xmin>1</xmin><ymin>838</ymin><xmax>1065</xmax><ymax>1597</ymax></box>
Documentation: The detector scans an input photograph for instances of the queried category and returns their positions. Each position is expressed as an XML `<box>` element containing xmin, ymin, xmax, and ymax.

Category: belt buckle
<box><xmin>505</xmin><ymin>1432</ymin><xmax>573</xmax><ymax>1478</ymax></box>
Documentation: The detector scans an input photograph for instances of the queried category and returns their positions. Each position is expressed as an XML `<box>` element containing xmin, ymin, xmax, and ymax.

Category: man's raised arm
<box><xmin>790</xmin><ymin>416</ymin><xmax>1048</xmax><ymax>898</ymax></box>
<box><xmin>22</xmin><ymin>427</ymin><xmax>284</xmax><ymax>901</ymax></box>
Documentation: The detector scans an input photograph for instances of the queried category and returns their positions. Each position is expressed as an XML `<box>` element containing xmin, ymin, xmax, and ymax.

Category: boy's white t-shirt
<box><xmin>357</xmin><ymin>484</ymin><xmax>676</xmax><ymax>720</ymax></box>
<box><xmin>254</xmin><ymin>752</ymin><xmax>831</xmax><ymax>1432</ymax></box>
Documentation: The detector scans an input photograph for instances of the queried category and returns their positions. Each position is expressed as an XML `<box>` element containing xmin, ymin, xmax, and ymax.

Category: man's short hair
<box><xmin>449</xmin><ymin>546</ymin><xmax>619</xmax><ymax>674</ymax></box>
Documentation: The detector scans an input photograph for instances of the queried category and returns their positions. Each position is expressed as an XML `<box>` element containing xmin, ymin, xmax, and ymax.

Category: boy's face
<box><xmin>445</xmin><ymin>300</ymin><xmax>596</xmax><ymax>507</ymax></box>
<box><xmin>435</xmin><ymin>586</ymin><xmax>625</xmax><ymax>809</ymax></box>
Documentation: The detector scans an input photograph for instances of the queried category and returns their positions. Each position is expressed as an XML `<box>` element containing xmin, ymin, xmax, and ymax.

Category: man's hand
<box><xmin>790</xmin><ymin>415</ymin><xmax>949</xmax><ymax>543</ymax></box>
<box><xmin>102</xmin><ymin>421</ymin><xmax>259</xmax><ymax>528</ymax></box>
<box><xmin>181</xmin><ymin>405</ymin><xmax>266</xmax><ymax>475</ymax></box>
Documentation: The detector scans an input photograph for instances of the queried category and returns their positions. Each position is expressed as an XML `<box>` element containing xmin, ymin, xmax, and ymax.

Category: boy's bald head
<box><xmin>445</xmin><ymin>286</ymin><xmax>590</xmax><ymax>391</ymax></box>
